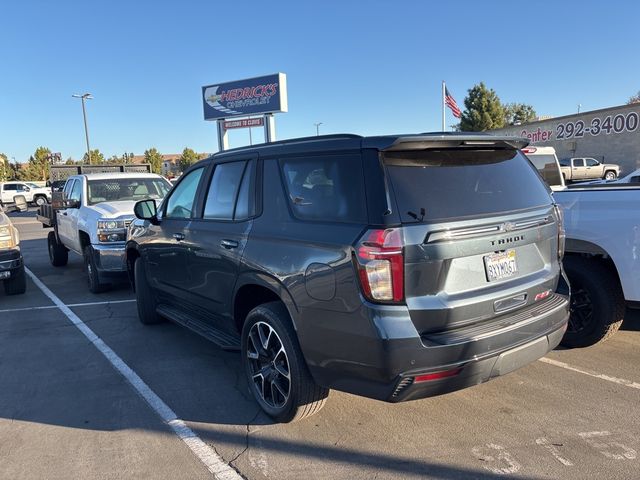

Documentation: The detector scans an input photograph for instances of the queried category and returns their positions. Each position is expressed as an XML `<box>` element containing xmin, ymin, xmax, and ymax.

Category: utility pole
<box><xmin>314</xmin><ymin>122</ymin><xmax>323</xmax><ymax>136</ymax></box>
<box><xmin>72</xmin><ymin>93</ymin><xmax>93</xmax><ymax>164</ymax></box>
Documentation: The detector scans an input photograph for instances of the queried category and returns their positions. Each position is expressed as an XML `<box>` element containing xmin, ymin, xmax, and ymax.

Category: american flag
<box><xmin>445</xmin><ymin>87</ymin><xmax>462</xmax><ymax>118</ymax></box>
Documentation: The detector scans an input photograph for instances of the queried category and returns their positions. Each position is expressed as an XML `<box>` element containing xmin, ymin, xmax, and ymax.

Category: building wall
<box><xmin>491</xmin><ymin>103</ymin><xmax>640</xmax><ymax>175</ymax></box>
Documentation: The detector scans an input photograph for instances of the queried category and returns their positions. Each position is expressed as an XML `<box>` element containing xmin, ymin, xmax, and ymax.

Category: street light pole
<box><xmin>72</xmin><ymin>93</ymin><xmax>93</xmax><ymax>164</ymax></box>
<box><xmin>314</xmin><ymin>122</ymin><xmax>323</xmax><ymax>136</ymax></box>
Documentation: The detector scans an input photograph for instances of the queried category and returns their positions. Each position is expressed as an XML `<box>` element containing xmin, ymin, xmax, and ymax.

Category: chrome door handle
<box><xmin>172</xmin><ymin>232</ymin><xmax>185</xmax><ymax>241</ymax></box>
<box><xmin>220</xmin><ymin>239</ymin><xmax>239</xmax><ymax>249</ymax></box>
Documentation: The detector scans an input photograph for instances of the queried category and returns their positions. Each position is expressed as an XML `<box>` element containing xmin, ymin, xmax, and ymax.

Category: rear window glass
<box><xmin>280</xmin><ymin>155</ymin><xmax>367</xmax><ymax>223</ymax></box>
<box><xmin>385</xmin><ymin>149</ymin><xmax>552</xmax><ymax>223</ymax></box>
<box><xmin>524</xmin><ymin>153</ymin><xmax>564</xmax><ymax>187</ymax></box>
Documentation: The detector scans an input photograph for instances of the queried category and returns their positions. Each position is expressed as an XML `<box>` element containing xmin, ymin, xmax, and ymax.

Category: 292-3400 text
<box><xmin>556</xmin><ymin>112</ymin><xmax>639</xmax><ymax>140</ymax></box>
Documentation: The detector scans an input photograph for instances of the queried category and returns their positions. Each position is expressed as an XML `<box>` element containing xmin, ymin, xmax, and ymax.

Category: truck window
<box><xmin>280</xmin><ymin>155</ymin><xmax>367</xmax><ymax>223</ymax></box>
<box><xmin>384</xmin><ymin>149</ymin><xmax>552</xmax><ymax>223</ymax></box>
<box><xmin>165</xmin><ymin>168</ymin><xmax>204</xmax><ymax>219</ymax></box>
<box><xmin>524</xmin><ymin>153</ymin><xmax>564</xmax><ymax>187</ymax></box>
<box><xmin>203</xmin><ymin>161</ymin><xmax>247</xmax><ymax>220</ymax></box>
<box><xmin>87</xmin><ymin>178</ymin><xmax>171</xmax><ymax>205</ymax></box>
<box><xmin>573</xmin><ymin>159</ymin><xmax>585</xmax><ymax>167</ymax></box>
<box><xmin>69</xmin><ymin>179</ymin><xmax>82</xmax><ymax>202</ymax></box>
<box><xmin>586</xmin><ymin>158</ymin><xmax>599</xmax><ymax>167</ymax></box>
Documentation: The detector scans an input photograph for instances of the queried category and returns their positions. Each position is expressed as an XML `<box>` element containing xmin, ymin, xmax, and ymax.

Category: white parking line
<box><xmin>0</xmin><ymin>299</ymin><xmax>136</xmax><ymax>314</ymax></box>
<box><xmin>539</xmin><ymin>357</ymin><xmax>640</xmax><ymax>390</ymax></box>
<box><xmin>24</xmin><ymin>267</ymin><xmax>242</xmax><ymax>480</ymax></box>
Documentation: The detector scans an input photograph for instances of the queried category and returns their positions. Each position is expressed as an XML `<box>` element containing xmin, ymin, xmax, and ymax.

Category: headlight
<box><xmin>0</xmin><ymin>225</ymin><xmax>19</xmax><ymax>249</ymax></box>
<box><xmin>97</xmin><ymin>219</ymin><xmax>127</xmax><ymax>243</ymax></box>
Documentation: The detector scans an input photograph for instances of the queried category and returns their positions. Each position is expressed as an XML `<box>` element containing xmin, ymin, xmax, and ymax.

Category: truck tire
<box><xmin>604</xmin><ymin>170</ymin><xmax>617</xmax><ymax>181</ymax></box>
<box><xmin>241</xmin><ymin>301</ymin><xmax>329</xmax><ymax>423</ymax></box>
<box><xmin>561</xmin><ymin>256</ymin><xmax>625</xmax><ymax>348</ymax></box>
<box><xmin>134</xmin><ymin>259</ymin><xmax>163</xmax><ymax>325</ymax></box>
<box><xmin>34</xmin><ymin>195</ymin><xmax>47</xmax><ymax>207</ymax></box>
<box><xmin>48</xmin><ymin>231</ymin><xmax>68</xmax><ymax>267</ymax></box>
<box><xmin>3</xmin><ymin>264</ymin><xmax>27</xmax><ymax>295</ymax></box>
<box><xmin>83</xmin><ymin>246</ymin><xmax>109</xmax><ymax>293</ymax></box>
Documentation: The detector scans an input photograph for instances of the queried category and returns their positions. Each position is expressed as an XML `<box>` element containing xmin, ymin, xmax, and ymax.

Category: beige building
<box><xmin>491</xmin><ymin>103</ymin><xmax>640</xmax><ymax>175</ymax></box>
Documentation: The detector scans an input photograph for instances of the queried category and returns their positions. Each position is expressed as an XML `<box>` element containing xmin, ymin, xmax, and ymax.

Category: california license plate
<box><xmin>0</xmin><ymin>271</ymin><xmax>10</xmax><ymax>280</ymax></box>
<box><xmin>484</xmin><ymin>250</ymin><xmax>517</xmax><ymax>282</ymax></box>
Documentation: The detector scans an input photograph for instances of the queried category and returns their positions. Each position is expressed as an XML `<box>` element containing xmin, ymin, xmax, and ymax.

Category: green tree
<box><xmin>82</xmin><ymin>149</ymin><xmax>105</xmax><ymax>164</ymax></box>
<box><xmin>144</xmin><ymin>148</ymin><xmax>163</xmax><ymax>174</ymax></box>
<box><xmin>459</xmin><ymin>82</ymin><xmax>505</xmax><ymax>131</ymax></box>
<box><xmin>22</xmin><ymin>147</ymin><xmax>51</xmax><ymax>181</ymax></box>
<box><xmin>503</xmin><ymin>103</ymin><xmax>537</xmax><ymax>125</ymax></box>
<box><xmin>0</xmin><ymin>153</ymin><xmax>8</xmax><ymax>181</ymax></box>
<box><xmin>628</xmin><ymin>91</ymin><xmax>640</xmax><ymax>104</ymax></box>
<box><xmin>178</xmin><ymin>147</ymin><xmax>201</xmax><ymax>172</ymax></box>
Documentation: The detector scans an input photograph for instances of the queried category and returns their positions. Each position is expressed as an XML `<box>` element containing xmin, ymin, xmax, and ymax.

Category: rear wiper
<box><xmin>407</xmin><ymin>207</ymin><xmax>426</xmax><ymax>222</ymax></box>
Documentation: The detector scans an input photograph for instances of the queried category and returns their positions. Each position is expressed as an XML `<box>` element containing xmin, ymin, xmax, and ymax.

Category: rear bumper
<box><xmin>0</xmin><ymin>249</ymin><xmax>23</xmax><ymax>277</ymax></box>
<box><xmin>300</xmin><ymin>292</ymin><xmax>569</xmax><ymax>402</ymax></box>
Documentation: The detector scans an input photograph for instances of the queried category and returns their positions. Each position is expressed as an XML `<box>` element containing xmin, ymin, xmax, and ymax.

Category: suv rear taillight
<box><xmin>553</xmin><ymin>204</ymin><xmax>565</xmax><ymax>260</ymax></box>
<box><xmin>355</xmin><ymin>228</ymin><xmax>404</xmax><ymax>303</ymax></box>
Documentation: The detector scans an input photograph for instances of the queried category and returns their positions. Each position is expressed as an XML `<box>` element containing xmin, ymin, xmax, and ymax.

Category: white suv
<box><xmin>0</xmin><ymin>182</ymin><xmax>52</xmax><ymax>207</ymax></box>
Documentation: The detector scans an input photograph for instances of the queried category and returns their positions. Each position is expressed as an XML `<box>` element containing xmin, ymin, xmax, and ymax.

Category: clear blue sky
<box><xmin>2</xmin><ymin>0</ymin><xmax>638</xmax><ymax>162</ymax></box>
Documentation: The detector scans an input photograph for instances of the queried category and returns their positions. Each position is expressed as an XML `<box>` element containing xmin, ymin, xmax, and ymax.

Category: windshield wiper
<box><xmin>407</xmin><ymin>207</ymin><xmax>426</xmax><ymax>222</ymax></box>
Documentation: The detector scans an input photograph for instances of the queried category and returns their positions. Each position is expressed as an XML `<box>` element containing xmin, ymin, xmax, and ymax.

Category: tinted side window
<box><xmin>280</xmin><ymin>155</ymin><xmax>366</xmax><ymax>223</ymax></box>
<box><xmin>4</xmin><ymin>184</ymin><xmax>17</xmax><ymax>191</ymax></box>
<box><xmin>203</xmin><ymin>161</ymin><xmax>247</xmax><ymax>220</ymax></box>
<box><xmin>573</xmin><ymin>159</ymin><xmax>585</xmax><ymax>167</ymax></box>
<box><xmin>586</xmin><ymin>158</ymin><xmax>599</xmax><ymax>167</ymax></box>
<box><xmin>165</xmin><ymin>167</ymin><xmax>204</xmax><ymax>219</ymax></box>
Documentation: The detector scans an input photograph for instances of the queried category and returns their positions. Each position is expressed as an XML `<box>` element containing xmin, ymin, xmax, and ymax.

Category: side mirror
<box><xmin>65</xmin><ymin>199</ymin><xmax>81</xmax><ymax>209</ymax></box>
<box><xmin>13</xmin><ymin>195</ymin><xmax>28</xmax><ymax>212</ymax></box>
<box><xmin>134</xmin><ymin>199</ymin><xmax>158</xmax><ymax>224</ymax></box>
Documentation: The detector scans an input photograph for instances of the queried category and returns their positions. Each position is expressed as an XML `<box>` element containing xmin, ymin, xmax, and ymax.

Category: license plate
<box><xmin>484</xmin><ymin>250</ymin><xmax>517</xmax><ymax>282</ymax></box>
<box><xmin>0</xmin><ymin>271</ymin><xmax>10</xmax><ymax>280</ymax></box>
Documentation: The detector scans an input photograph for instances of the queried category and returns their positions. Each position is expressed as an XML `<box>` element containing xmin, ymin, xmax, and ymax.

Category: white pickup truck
<box><xmin>525</xmin><ymin>146</ymin><xmax>639</xmax><ymax>346</ymax></box>
<box><xmin>0</xmin><ymin>181</ymin><xmax>52</xmax><ymax>207</ymax></box>
<box><xmin>38</xmin><ymin>171</ymin><xmax>171</xmax><ymax>292</ymax></box>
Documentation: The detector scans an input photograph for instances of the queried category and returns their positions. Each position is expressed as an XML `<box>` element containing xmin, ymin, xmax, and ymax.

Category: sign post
<box><xmin>202</xmin><ymin>73</ymin><xmax>287</xmax><ymax>151</ymax></box>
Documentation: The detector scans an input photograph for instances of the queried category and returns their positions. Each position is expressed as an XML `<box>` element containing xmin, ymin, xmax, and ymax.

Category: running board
<box><xmin>156</xmin><ymin>304</ymin><xmax>241</xmax><ymax>351</ymax></box>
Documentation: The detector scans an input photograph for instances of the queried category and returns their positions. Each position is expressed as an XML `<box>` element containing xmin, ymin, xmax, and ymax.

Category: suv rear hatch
<box><xmin>380</xmin><ymin>146</ymin><xmax>562</xmax><ymax>338</ymax></box>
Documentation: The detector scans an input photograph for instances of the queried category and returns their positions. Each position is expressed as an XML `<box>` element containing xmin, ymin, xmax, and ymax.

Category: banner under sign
<box><xmin>224</xmin><ymin>118</ymin><xmax>265</xmax><ymax>130</ymax></box>
<box><xmin>203</xmin><ymin>73</ymin><xmax>287</xmax><ymax>120</ymax></box>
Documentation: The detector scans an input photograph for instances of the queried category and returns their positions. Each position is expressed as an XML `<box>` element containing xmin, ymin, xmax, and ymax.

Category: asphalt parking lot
<box><xmin>1</xmin><ymin>210</ymin><xmax>639</xmax><ymax>480</ymax></box>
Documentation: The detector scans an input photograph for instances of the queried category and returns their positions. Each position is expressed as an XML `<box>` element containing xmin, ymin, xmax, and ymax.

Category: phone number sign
<box><xmin>518</xmin><ymin>111</ymin><xmax>639</xmax><ymax>143</ymax></box>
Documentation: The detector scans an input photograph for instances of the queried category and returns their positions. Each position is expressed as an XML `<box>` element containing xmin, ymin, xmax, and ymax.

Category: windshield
<box><xmin>87</xmin><ymin>177</ymin><xmax>171</xmax><ymax>205</ymax></box>
<box><xmin>384</xmin><ymin>149</ymin><xmax>553</xmax><ymax>223</ymax></box>
<box><xmin>27</xmin><ymin>183</ymin><xmax>40</xmax><ymax>188</ymax></box>
<box><xmin>525</xmin><ymin>154</ymin><xmax>564</xmax><ymax>187</ymax></box>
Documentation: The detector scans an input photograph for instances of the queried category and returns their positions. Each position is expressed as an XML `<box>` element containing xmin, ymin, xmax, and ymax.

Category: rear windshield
<box><xmin>87</xmin><ymin>177</ymin><xmax>171</xmax><ymax>205</ymax></box>
<box><xmin>525</xmin><ymin>153</ymin><xmax>564</xmax><ymax>187</ymax></box>
<box><xmin>384</xmin><ymin>149</ymin><xmax>552</xmax><ymax>223</ymax></box>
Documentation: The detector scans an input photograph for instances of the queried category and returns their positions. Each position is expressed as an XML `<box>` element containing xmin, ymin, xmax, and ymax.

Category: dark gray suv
<box><xmin>126</xmin><ymin>133</ymin><xmax>570</xmax><ymax>422</ymax></box>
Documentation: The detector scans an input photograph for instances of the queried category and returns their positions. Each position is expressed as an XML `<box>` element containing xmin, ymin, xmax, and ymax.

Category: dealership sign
<box><xmin>202</xmin><ymin>73</ymin><xmax>288</xmax><ymax>120</ymax></box>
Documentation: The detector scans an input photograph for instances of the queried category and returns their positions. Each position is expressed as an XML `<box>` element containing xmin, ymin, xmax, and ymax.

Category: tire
<box><xmin>561</xmin><ymin>256</ymin><xmax>625</xmax><ymax>348</ymax></box>
<box><xmin>34</xmin><ymin>195</ymin><xmax>47</xmax><ymax>207</ymax></box>
<box><xmin>83</xmin><ymin>245</ymin><xmax>109</xmax><ymax>293</ymax></box>
<box><xmin>134</xmin><ymin>259</ymin><xmax>163</xmax><ymax>325</ymax></box>
<box><xmin>48</xmin><ymin>231</ymin><xmax>68</xmax><ymax>267</ymax></box>
<box><xmin>604</xmin><ymin>170</ymin><xmax>617</xmax><ymax>181</ymax></box>
<box><xmin>241</xmin><ymin>302</ymin><xmax>329</xmax><ymax>423</ymax></box>
<box><xmin>3</xmin><ymin>264</ymin><xmax>27</xmax><ymax>295</ymax></box>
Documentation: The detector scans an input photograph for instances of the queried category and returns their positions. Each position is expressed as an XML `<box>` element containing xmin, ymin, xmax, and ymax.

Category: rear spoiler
<box><xmin>366</xmin><ymin>135</ymin><xmax>530</xmax><ymax>152</ymax></box>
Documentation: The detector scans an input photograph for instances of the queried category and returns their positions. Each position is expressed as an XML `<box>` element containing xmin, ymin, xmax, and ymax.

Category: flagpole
<box><xmin>442</xmin><ymin>80</ymin><xmax>446</xmax><ymax>131</ymax></box>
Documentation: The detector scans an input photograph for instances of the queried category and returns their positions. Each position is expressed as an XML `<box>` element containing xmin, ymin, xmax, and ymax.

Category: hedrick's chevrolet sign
<box><xmin>202</xmin><ymin>73</ymin><xmax>288</xmax><ymax>120</ymax></box>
